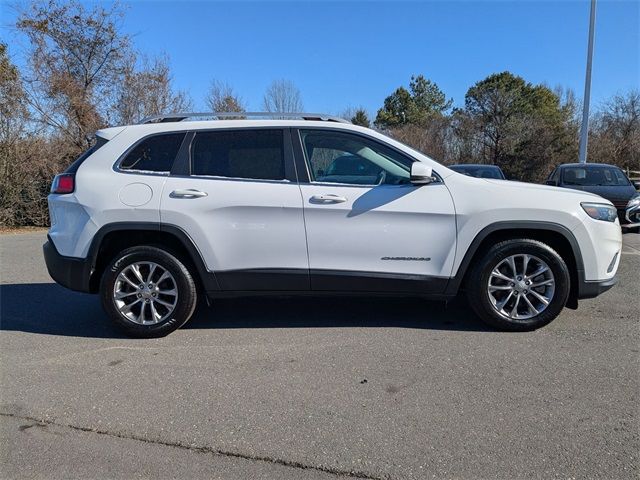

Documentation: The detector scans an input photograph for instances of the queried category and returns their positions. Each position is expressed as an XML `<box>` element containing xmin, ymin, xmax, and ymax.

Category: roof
<box><xmin>108</xmin><ymin>119</ymin><xmax>371</xmax><ymax>136</ymax></box>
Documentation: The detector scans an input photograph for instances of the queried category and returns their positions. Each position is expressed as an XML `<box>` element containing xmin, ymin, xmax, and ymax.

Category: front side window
<box><xmin>562</xmin><ymin>166</ymin><xmax>631</xmax><ymax>186</ymax></box>
<box><xmin>191</xmin><ymin>129</ymin><xmax>285</xmax><ymax>181</ymax></box>
<box><xmin>300</xmin><ymin>130</ymin><xmax>412</xmax><ymax>186</ymax></box>
<box><xmin>120</xmin><ymin>133</ymin><xmax>186</xmax><ymax>173</ymax></box>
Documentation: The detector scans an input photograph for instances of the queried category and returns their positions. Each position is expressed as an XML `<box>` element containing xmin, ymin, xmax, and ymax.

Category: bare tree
<box><xmin>0</xmin><ymin>43</ymin><xmax>28</xmax><ymax>153</ymax></box>
<box><xmin>1</xmin><ymin>43</ymin><xmax>29</xmax><ymax>226</ymax></box>
<box><xmin>262</xmin><ymin>79</ymin><xmax>303</xmax><ymax>113</ymax></box>
<box><xmin>16</xmin><ymin>0</ymin><xmax>130</xmax><ymax>150</ymax></box>
<box><xmin>1</xmin><ymin>43</ymin><xmax>72</xmax><ymax>227</ymax></box>
<box><xmin>5</xmin><ymin>1</ymin><xmax>198</xmax><ymax>227</ymax></box>
<box><xmin>388</xmin><ymin>116</ymin><xmax>452</xmax><ymax>163</ymax></box>
<box><xmin>205</xmin><ymin>80</ymin><xmax>245</xmax><ymax>115</ymax></box>
<box><xmin>589</xmin><ymin>90</ymin><xmax>640</xmax><ymax>171</ymax></box>
<box><xmin>113</xmin><ymin>54</ymin><xmax>193</xmax><ymax>125</ymax></box>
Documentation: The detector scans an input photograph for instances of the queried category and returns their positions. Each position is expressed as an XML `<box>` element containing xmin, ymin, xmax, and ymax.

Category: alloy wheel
<box><xmin>113</xmin><ymin>262</ymin><xmax>178</xmax><ymax>325</ymax></box>
<box><xmin>487</xmin><ymin>254</ymin><xmax>555</xmax><ymax>321</ymax></box>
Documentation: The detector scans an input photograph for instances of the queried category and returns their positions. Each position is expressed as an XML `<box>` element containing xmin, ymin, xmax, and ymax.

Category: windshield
<box><xmin>562</xmin><ymin>166</ymin><xmax>631</xmax><ymax>186</ymax></box>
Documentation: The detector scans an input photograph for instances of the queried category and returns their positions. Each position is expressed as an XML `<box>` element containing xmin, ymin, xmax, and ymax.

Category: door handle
<box><xmin>170</xmin><ymin>189</ymin><xmax>208</xmax><ymax>199</ymax></box>
<box><xmin>310</xmin><ymin>194</ymin><xmax>348</xmax><ymax>204</ymax></box>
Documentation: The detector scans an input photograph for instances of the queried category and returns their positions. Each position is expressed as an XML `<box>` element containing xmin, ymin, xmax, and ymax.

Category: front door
<box><xmin>294</xmin><ymin>128</ymin><xmax>456</xmax><ymax>293</ymax></box>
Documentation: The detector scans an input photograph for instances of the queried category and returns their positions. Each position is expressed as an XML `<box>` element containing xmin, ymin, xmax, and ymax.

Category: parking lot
<box><xmin>1</xmin><ymin>231</ymin><xmax>638</xmax><ymax>479</ymax></box>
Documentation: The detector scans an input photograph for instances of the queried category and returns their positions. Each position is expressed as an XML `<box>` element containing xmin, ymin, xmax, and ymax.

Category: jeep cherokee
<box><xmin>43</xmin><ymin>113</ymin><xmax>622</xmax><ymax>337</ymax></box>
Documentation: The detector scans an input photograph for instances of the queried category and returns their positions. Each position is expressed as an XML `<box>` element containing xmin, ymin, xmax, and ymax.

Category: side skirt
<box><xmin>210</xmin><ymin>268</ymin><xmax>451</xmax><ymax>299</ymax></box>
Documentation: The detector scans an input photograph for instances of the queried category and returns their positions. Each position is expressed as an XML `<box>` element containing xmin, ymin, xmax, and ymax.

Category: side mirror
<box><xmin>545</xmin><ymin>180</ymin><xmax>557</xmax><ymax>186</ymax></box>
<box><xmin>410</xmin><ymin>162</ymin><xmax>433</xmax><ymax>185</ymax></box>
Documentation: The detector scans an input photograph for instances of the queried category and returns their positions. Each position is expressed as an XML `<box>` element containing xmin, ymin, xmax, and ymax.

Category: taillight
<box><xmin>51</xmin><ymin>173</ymin><xmax>75</xmax><ymax>194</ymax></box>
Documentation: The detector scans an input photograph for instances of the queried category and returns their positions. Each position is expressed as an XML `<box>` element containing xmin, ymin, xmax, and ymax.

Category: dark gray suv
<box><xmin>546</xmin><ymin>163</ymin><xmax>639</xmax><ymax>223</ymax></box>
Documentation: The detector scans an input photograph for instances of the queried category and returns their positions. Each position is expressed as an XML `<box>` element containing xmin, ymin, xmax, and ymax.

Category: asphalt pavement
<box><xmin>1</xmin><ymin>231</ymin><xmax>638</xmax><ymax>479</ymax></box>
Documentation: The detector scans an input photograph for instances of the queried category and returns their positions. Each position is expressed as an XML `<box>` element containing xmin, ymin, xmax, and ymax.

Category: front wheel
<box><xmin>100</xmin><ymin>246</ymin><xmax>198</xmax><ymax>338</ymax></box>
<box><xmin>466</xmin><ymin>239</ymin><xmax>570</xmax><ymax>331</ymax></box>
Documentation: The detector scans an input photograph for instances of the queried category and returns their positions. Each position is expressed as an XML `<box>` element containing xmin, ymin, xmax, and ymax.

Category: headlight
<box><xmin>627</xmin><ymin>194</ymin><xmax>640</xmax><ymax>209</ymax></box>
<box><xmin>581</xmin><ymin>202</ymin><xmax>618</xmax><ymax>222</ymax></box>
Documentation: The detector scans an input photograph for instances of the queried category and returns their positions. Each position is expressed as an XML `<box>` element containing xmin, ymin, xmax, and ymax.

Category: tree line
<box><xmin>1</xmin><ymin>0</ymin><xmax>638</xmax><ymax>227</ymax></box>
<box><xmin>368</xmin><ymin>73</ymin><xmax>638</xmax><ymax>185</ymax></box>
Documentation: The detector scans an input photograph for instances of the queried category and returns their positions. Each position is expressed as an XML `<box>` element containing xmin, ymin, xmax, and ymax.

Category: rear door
<box><xmin>161</xmin><ymin>128</ymin><xmax>309</xmax><ymax>291</ymax></box>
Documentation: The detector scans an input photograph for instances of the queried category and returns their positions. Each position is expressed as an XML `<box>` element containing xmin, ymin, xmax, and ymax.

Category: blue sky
<box><xmin>2</xmin><ymin>0</ymin><xmax>638</xmax><ymax>116</ymax></box>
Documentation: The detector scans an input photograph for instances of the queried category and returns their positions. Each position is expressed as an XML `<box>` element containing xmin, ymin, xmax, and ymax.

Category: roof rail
<box><xmin>138</xmin><ymin>112</ymin><xmax>350</xmax><ymax>125</ymax></box>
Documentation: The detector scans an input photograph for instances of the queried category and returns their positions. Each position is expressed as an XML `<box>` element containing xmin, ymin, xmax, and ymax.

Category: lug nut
<box><xmin>139</xmin><ymin>284</ymin><xmax>144</xmax><ymax>289</ymax></box>
<box><xmin>152</xmin><ymin>292</ymin><xmax>157</xmax><ymax>297</ymax></box>
<box><xmin>525</xmin><ymin>280</ymin><xmax>531</xmax><ymax>285</ymax></box>
<box><xmin>524</xmin><ymin>290</ymin><xmax>528</xmax><ymax>294</ymax></box>
<box><xmin>145</xmin><ymin>298</ymin><xmax>150</xmax><ymax>303</ymax></box>
<box><xmin>137</xmin><ymin>293</ymin><xmax>142</xmax><ymax>298</ymax></box>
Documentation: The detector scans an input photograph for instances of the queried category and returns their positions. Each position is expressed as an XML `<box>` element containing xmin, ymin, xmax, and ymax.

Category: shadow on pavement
<box><xmin>0</xmin><ymin>283</ymin><xmax>492</xmax><ymax>338</ymax></box>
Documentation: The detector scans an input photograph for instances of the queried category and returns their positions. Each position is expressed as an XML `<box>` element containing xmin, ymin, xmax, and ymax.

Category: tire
<box><xmin>100</xmin><ymin>246</ymin><xmax>198</xmax><ymax>338</ymax></box>
<box><xmin>466</xmin><ymin>239</ymin><xmax>570</xmax><ymax>331</ymax></box>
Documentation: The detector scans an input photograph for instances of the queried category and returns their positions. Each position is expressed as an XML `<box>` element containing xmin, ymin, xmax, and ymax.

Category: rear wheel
<box><xmin>466</xmin><ymin>239</ymin><xmax>570</xmax><ymax>331</ymax></box>
<box><xmin>100</xmin><ymin>246</ymin><xmax>197</xmax><ymax>337</ymax></box>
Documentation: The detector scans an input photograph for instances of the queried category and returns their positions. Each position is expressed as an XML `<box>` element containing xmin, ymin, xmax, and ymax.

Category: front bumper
<box><xmin>622</xmin><ymin>204</ymin><xmax>640</xmax><ymax>230</ymax></box>
<box><xmin>43</xmin><ymin>236</ymin><xmax>92</xmax><ymax>293</ymax></box>
<box><xmin>577</xmin><ymin>276</ymin><xmax>618</xmax><ymax>300</ymax></box>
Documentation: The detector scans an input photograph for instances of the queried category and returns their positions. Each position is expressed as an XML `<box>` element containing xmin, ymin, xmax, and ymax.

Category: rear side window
<box><xmin>191</xmin><ymin>129</ymin><xmax>285</xmax><ymax>181</ymax></box>
<box><xmin>120</xmin><ymin>133</ymin><xmax>186</xmax><ymax>173</ymax></box>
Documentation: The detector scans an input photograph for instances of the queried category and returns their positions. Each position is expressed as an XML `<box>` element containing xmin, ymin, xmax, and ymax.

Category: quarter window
<box><xmin>300</xmin><ymin>130</ymin><xmax>412</xmax><ymax>185</ymax></box>
<box><xmin>191</xmin><ymin>129</ymin><xmax>285</xmax><ymax>181</ymax></box>
<box><xmin>120</xmin><ymin>133</ymin><xmax>185</xmax><ymax>173</ymax></box>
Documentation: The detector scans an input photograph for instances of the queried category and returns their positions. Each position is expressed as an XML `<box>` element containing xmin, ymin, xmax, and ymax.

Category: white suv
<box><xmin>44</xmin><ymin>113</ymin><xmax>622</xmax><ymax>337</ymax></box>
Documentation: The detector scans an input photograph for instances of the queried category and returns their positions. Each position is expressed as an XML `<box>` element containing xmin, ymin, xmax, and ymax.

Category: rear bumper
<box><xmin>43</xmin><ymin>236</ymin><xmax>92</xmax><ymax>293</ymax></box>
<box><xmin>577</xmin><ymin>276</ymin><xmax>618</xmax><ymax>300</ymax></box>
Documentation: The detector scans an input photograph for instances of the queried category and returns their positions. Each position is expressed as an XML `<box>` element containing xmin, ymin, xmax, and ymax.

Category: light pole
<box><xmin>578</xmin><ymin>0</ymin><xmax>597</xmax><ymax>164</ymax></box>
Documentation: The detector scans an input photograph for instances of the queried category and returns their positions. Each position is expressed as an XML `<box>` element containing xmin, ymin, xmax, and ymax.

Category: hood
<box><xmin>482</xmin><ymin>179</ymin><xmax>607</xmax><ymax>202</ymax></box>
<box><xmin>558</xmin><ymin>184</ymin><xmax>637</xmax><ymax>205</ymax></box>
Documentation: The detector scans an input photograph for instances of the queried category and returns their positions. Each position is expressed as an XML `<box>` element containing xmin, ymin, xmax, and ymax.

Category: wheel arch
<box><xmin>446</xmin><ymin>221</ymin><xmax>584</xmax><ymax>308</ymax></box>
<box><xmin>87</xmin><ymin>222</ymin><xmax>219</xmax><ymax>293</ymax></box>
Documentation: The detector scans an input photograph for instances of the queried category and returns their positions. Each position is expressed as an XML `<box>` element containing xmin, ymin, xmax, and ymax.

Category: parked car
<box><xmin>546</xmin><ymin>163</ymin><xmax>639</xmax><ymax>223</ymax></box>
<box><xmin>44</xmin><ymin>113</ymin><xmax>621</xmax><ymax>337</ymax></box>
<box><xmin>449</xmin><ymin>164</ymin><xmax>506</xmax><ymax>179</ymax></box>
<box><xmin>623</xmin><ymin>193</ymin><xmax>640</xmax><ymax>232</ymax></box>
